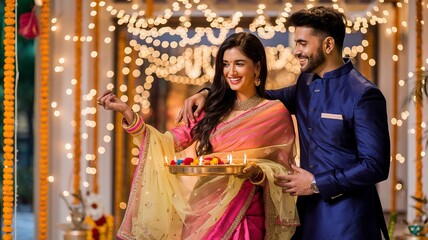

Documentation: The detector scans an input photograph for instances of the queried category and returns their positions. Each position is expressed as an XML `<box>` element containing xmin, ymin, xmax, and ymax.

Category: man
<box><xmin>178</xmin><ymin>6</ymin><xmax>390</xmax><ymax>240</ymax></box>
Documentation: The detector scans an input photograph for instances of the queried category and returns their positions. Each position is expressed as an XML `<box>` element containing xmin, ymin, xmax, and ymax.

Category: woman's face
<box><xmin>223</xmin><ymin>47</ymin><xmax>259</xmax><ymax>99</ymax></box>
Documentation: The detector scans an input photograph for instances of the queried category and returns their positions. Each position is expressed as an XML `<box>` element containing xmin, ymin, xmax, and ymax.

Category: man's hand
<box><xmin>175</xmin><ymin>89</ymin><xmax>208</xmax><ymax>125</ymax></box>
<box><xmin>274</xmin><ymin>165</ymin><xmax>315</xmax><ymax>196</ymax></box>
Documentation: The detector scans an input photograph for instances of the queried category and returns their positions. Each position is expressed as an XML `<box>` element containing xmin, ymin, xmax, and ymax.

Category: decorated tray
<box><xmin>166</xmin><ymin>156</ymin><xmax>245</xmax><ymax>176</ymax></box>
<box><xmin>167</xmin><ymin>164</ymin><xmax>244</xmax><ymax>176</ymax></box>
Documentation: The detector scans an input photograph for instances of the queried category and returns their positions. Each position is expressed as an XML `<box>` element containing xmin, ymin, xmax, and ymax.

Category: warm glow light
<box><xmin>119</xmin><ymin>202</ymin><xmax>127</xmax><ymax>209</ymax></box>
<box><xmin>106</xmin><ymin>123</ymin><xmax>114</xmax><ymax>131</ymax></box>
<box><xmin>395</xmin><ymin>183</ymin><xmax>403</xmax><ymax>191</ymax></box>
<box><xmin>98</xmin><ymin>147</ymin><xmax>106</xmax><ymax>154</ymax></box>
<box><xmin>392</xmin><ymin>55</ymin><xmax>398</xmax><ymax>61</ymax></box>
<box><xmin>48</xmin><ymin>176</ymin><xmax>55</xmax><ymax>182</ymax></box>
<box><xmin>106</xmin><ymin>71</ymin><xmax>114</xmax><ymax>78</ymax></box>
<box><xmin>103</xmin><ymin>135</ymin><xmax>111</xmax><ymax>143</ymax></box>
<box><xmin>131</xmin><ymin>157</ymin><xmax>139</xmax><ymax>165</ymax></box>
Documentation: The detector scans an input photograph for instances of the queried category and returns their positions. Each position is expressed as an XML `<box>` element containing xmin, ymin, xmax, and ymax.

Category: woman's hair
<box><xmin>289</xmin><ymin>6</ymin><xmax>347</xmax><ymax>53</ymax></box>
<box><xmin>192</xmin><ymin>32</ymin><xmax>268</xmax><ymax>156</ymax></box>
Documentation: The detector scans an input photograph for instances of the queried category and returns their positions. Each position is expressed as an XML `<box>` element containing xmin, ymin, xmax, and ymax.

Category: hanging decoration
<box><xmin>413</xmin><ymin>0</ymin><xmax>425</xmax><ymax>223</ymax></box>
<box><xmin>388</xmin><ymin>1</ymin><xmax>401</xmax><ymax>238</ymax></box>
<box><xmin>38</xmin><ymin>0</ymin><xmax>51</xmax><ymax>238</ymax></box>
<box><xmin>2</xmin><ymin>0</ymin><xmax>16</xmax><ymax>239</ymax></box>
<box><xmin>91</xmin><ymin>0</ymin><xmax>100</xmax><ymax>194</ymax></box>
<box><xmin>73</xmin><ymin>0</ymin><xmax>83</xmax><ymax>201</ymax></box>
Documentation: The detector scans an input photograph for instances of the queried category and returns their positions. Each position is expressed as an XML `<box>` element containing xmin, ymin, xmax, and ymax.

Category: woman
<box><xmin>98</xmin><ymin>32</ymin><xmax>299</xmax><ymax>239</ymax></box>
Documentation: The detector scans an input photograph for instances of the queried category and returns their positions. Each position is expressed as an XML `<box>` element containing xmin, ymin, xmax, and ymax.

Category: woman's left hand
<box><xmin>237</xmin><ymin>162</ymin><xmax>263</xmax><ymax>181</ymax></box>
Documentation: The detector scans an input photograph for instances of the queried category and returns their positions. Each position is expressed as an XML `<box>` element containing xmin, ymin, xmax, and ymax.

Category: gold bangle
<box><xmin>250</xmin><ymin>171</ymin><xmax>266</xmax><ymax>185</ymax></box>
<box><xmin>130</xmin><ymin>112</ymin><xmax>140</xmax><ymax>126</ymax></box>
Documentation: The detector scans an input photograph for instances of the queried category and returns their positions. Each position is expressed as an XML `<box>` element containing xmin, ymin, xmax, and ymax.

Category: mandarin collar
<box><xmin>323</xmin><ymin>58</ymin><xmax>353</xmax><ymax>79</ymax></box>
<box><xmin>305</xmin><ymin>58</ymin><xmax>353</xmax><ymax>84</ymax></box>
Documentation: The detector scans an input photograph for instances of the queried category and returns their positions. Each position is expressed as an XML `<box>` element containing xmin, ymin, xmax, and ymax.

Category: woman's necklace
<box><xmin>233</xmin><ymin>95</ymin><xmax>263</xmax><ymax>111</ymax></box>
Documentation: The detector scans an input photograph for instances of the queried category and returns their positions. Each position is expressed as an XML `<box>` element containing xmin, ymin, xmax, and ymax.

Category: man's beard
<box><xmin>300</xmin><ymin>47</ymin><xmax>325</xmax><ymax>73</ymax></box>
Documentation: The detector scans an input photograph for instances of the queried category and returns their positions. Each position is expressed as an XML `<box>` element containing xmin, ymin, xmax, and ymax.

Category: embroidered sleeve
<box><xmin>169</xmin><ymin>113</ymin><xmax>204</xmax><ymax>152</ymax></box>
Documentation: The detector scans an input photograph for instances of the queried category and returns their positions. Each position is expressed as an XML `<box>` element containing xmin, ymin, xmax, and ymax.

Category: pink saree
<box><xmin>117</xmin><ymin>100</ymin><xmax>299</xmax><ymax>240</ymax></box>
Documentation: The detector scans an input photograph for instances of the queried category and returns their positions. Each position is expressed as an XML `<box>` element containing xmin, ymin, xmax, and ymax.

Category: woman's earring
<box><xmin>255</xmin><ymin>79</ymin><xmax>261</xmax><ymax>86</ymax></box>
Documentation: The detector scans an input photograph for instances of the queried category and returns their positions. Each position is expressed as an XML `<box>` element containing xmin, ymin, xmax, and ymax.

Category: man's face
<box><xmin>293</xmin><ymin>26</ymin><xmax>326</xmax><ymax>74</ymax></box>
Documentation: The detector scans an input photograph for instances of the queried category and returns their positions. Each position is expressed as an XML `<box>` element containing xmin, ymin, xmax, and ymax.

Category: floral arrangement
<box><xmin>169</xmin><ymin>156</ymin><xmax>225</xmax><ymax>166</ymax></box>
<box><xmin>84</xmin><ymin>191</ymin><xmax>114</xmax><ymax>240</ymax></box>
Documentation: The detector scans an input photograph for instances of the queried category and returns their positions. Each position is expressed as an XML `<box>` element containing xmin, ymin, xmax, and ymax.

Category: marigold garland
<box><xmin>2</xmin><ymin>0</ymin><xmax>16</xmax><ymax>239</ymax></box>
<box><xmin>413</xmin><ymin>0</ymin><xmax>424</xmax><ymax>221</ymax></box>
<box><xmin>92</xmin><ymin>0</ymin><xmax>100</xmax><ymax>194</ymax></box>
<box><xmin>73</xmin><ymin>0</ymin><xmax>83</xmax><ymax>202</ymax></box>
<box><xmin>38</xmin><ymin>0</ymin><xmax>51</xmax><ymax>239</ymax></box>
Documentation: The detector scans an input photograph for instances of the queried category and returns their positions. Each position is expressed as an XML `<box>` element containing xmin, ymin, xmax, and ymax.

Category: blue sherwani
<box><xmin>267</xmin><ymin>60</ymin><xmax>390</xmax><ymax>240</ymax></box>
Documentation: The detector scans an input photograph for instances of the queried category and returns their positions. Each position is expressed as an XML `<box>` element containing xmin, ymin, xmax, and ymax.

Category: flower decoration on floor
<box><xmin>84</xmin><ymin>191</ymin><xmax>114</xmax><ymax>240</ymax></box>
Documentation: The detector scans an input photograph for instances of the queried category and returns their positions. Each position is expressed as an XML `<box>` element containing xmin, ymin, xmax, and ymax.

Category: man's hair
<box><xmin>289</xmin><ymin>6</ymin><xmax>347</xmax><ymax>52</ymax></box>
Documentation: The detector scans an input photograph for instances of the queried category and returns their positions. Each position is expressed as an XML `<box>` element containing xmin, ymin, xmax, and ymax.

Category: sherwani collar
<box><xmin>305</xmin><ymin>58</ymin><xmax>354</xmax><ymax>85</ymax></box>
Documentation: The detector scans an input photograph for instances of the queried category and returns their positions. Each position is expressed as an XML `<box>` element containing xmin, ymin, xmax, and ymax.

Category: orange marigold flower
<box><xmin>3</xmin><ymin>219</ymin><xmax>12</xmax><ymax>226</ymax></box>
<box><xmin>4</xmin><ymin>45</ymin><xmax>14</xmax><ymax>51</ymax></box>
<box><xmin>3</xmin><ymin>180</ymin><xmax>13</xmax><ymax>185</ymax></box>
<box><xmin>4</xmin><ymin>89</ymin><xmax>15</xmax><ymax>95</ymax></box>
<box><xmin>3</xmin><ymin>173</ymin><xmax>13</xmax><ymax>180</ymax></box>
<box><xmin>4</xmin><ymin>95</ymin><xmax>15</xmax><ymax>101</ymax></box>
<box><xmin>3</xmin><ymin>145</ymin><xmax>14</xmax><ymax>153</ymax></box>
<box><xmin>3</xmin><ymin>159</ymin><xmax>14</xmax><ymax>166</ymax></box>
<box><xmin>4</xmin><ymin>19</ymin><xmax>15</xmax><ymax>25</ymax></box>
<box><xmin>3</xmin><ymin>139</ymin><xmax>13</xmax><ymax>145</ymax></box>
<box><xmin>2</xmin><ymin>226</ymin><xmax>14</xmax><ymax>233</ymax></box>
<box><xmin>3</xmin><ymin>233</ymin><xmax>13</xmax><ymax>240</ymax></box>
<box><xmin>4</xmin><ymin>32</ymin><xmax>15</xmax><ymax>38</ymax></box>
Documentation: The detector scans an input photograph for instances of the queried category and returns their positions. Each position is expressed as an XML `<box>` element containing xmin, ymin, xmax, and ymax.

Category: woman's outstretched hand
<box><xmin>97</xmin><ymin>90</ymin><xmax>134</xmax><ymax>124</ymax></box>
<box><xmin>175</xmin><ymin>90</ymin><xmax>208</xmax><ymax>125</ymax></box>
